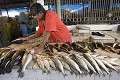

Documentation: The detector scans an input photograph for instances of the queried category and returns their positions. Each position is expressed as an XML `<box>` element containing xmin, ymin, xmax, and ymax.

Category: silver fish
<box><xmin>52</xmin><ymin>57</ymin><xmax>66</xmax><ymax>76</ymax></box>
<box><xmin>18</xmin><ymin>53</ymin><xmax>32</xmax><ymax>78</ymax></box>
<box><xmin>62</xmin><ymin>56</ymin><xmax>82</xmax><ymax>74</ymax></box>
<box><xmin>73</xmin><ymin>54</ymin><xmax>90</xmax><ymax>73</ymax></box>
<box><xmin>61</xmin><ymin>58</ymin><xmax>71</xmax><ymax>72</ymax></box>
<box><xmin>82</xmin><ymin>57</ymin><xmax>96</xmax><ymax>73</ymax></box>
<box><xmin>83</xmin><ymin>53</ymin><xmax>103</xmax><ymax>75</ymax></box>
<box><xmin>94</xmin><ymin>58</ymin><xmax>110</xmax><ymax>75</ymax></box>
<box><xmin>101</xmin><ymin>60</ymin><xmax>118</xmax><ymax>72</ymax></box>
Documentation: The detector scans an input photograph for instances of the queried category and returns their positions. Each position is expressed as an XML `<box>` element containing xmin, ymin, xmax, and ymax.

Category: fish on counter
<box><xmin>52</xmin><ymin>56</ymin><xmax>67</xmax><ymax>76</ymax></box>
<box><xmin>5</xmin><ymin>49</ymin><xmax>26</xmax><ymax>73</ymax></box>
<box><xmin>0</xmin><ymin>50</ymin><xmax>16</xmax><ymax>74</ymax></box>
<box><xmin>83</xmin><ymin>53</ymin><xmax>103</xmax><ymax>75</ymax></box>
<box><xmin>18</xmin><ymin>53</ymin><xmax>32</xmax><ymax>78</ymax></box>
<box><xmin>62</xmin><ymin>55</ymin><xmax>82</xmax><ymax>74</ymax></box>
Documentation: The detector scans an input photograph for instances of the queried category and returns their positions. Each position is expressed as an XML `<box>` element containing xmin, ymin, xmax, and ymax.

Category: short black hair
<box><xmin>29</xmin><ymin>3</ymin><xmax>45</xmax><ymax>16</ymax></box>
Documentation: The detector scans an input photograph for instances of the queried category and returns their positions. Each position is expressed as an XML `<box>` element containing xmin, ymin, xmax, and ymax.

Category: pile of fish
<box><xmin>0</xmin><ymin>41</ymin><xmax>120</xmax><ymax>78</ymax></box>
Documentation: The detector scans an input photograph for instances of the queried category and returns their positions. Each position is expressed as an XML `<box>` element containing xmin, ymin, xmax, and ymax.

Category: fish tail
<box><xmin>18</xmin><ymin>72</ymin><xmax>24</xmax><ymax>78</ymax></box>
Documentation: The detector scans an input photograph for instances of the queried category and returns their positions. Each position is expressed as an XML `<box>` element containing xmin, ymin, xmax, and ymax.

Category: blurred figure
<box><xmin>20</xmin><ymin>22</ymin><xmax>28</xmax><ymax>37</ymax></box>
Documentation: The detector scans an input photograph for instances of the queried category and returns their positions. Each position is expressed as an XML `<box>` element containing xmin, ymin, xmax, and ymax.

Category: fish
<box><xmin>48</xmin><ymin>44</ymin><xmax>54</xmax><ymax>53</ymax></box>
<box><xmin>43</xmin><ymin>58</ymin><xmax>51</xmax><ymax>74</ymax></box>
<box><xmin>59</xmin><ymin>57</ymin><xmax>72</xmax><ymax>74</ymax></box>
<box><xmin>52</xmin><ymin>57</ymin><xmax>67</xmax><ymax>76</ymax></box>
<box><xmin>5</xmin><ymin>50</ymin><xmax>25</xmax><ymax>73</ymax></box>
<box><xmin>88</xmin><ymin>43</ymin><xmax>96</xmax><ymax>52</ymax></box>
<box><xmin>61</xmin><ymin>43</ymin><xmax>72</xmax><ymax>51</ymax></box>
<box><xmin>108</xmin><ymin>61</ymin><xmax>120</xmax><ymax>66</ymax></box>
<box><xmin>18</xmin><ymin>53</ymin><xmax>32</xmax><ymax>78</ymax></box>
<box><xmin>96</xmin><ymin>42</ymin><xmax>105</xmax><ymax>50</ymax></box>
<box><xmin>101</xmin><ymin>60</ymin><xmax>118</xmax><ymax>72</ymax></box>
<box><xmin>73</xmin><ymin>54</ymin><xmax>90</xmax><ymax>73</ymax></box>
<box><xmin>83</xmin><ymin>53</ymin><xmax>103</xmax><ymax>75</ymax></box>
<box><xmin>10</xmin><ymin>38</ymin><xmax>26</xmax><ymax>44</ymax></box>
<box><xmin>36</xmin><ymin>58</ymin><xmax>46</xmax><ymax>73</ymax></box>
<box><xmin>62</xmin><ymin>55</ymin><xmax>82</xmax><ymax>74</ymax></box>
<box><xmin>48</xmin><ymin>58</ymin><xmax>56</xmax><ymax>70</ymax></box>
<box><xmin>104</xmin><ymin>43</ymin><xmax>113</xmax><ymax>47</ymax></box>
<box><xmin>82</xmin><ymin>57</ymin><xmax>96</xmax><ymax>73</ymax></box>
<box><xmin>0</xmin><ymin>50</ymin><xmax>16</xmax><ymax>74</ymax></box>
<box><xmin>91</xmin><ymin>42</ymin><xmax>98</xmax><ymax>49</ymax></box>
<box><xmin>32</xmin><ymin>62</ymin><xmax>39</xmax><ymax>69</ymax></box>
<box><xmin>94</xmin><ymin>58</ymin><xmax>110</xmax><ymax>75</ymax></box>
<box><xmin>0</xmin><ymin>49</ymin><xmax>11</xmax><ymax>61</ymax></box>
<box><xmin>104</xmin><ymin>46</ymin><xmax>111</xmax><ymax>52</ymax></box>
<box><xmin>71</xmin><ymin>42</ymin><xmax>88</xmax><ymax>53</ymax></box>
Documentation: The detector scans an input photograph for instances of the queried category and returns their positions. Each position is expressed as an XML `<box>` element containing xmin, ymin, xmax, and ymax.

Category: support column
<box><xmin>56</xmin><ymin>0</ymin><xmax>61</xmax><ymax>19</ymax></box>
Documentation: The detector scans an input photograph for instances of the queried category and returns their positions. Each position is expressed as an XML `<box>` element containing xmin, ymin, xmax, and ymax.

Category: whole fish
<box><xmin>107</xmin><ymin>61</ymin><xmax>120</xmax><ymax>66</ymax></box>
<box><xmin>18</xmin><ymin>53</ymin><xmax>32</xmax><ymax>78</ymax></box>
<box><xmin>36</xmin><ymin>57</ymin><xmax>46</xmax><ymax>73</ymax></box>
<box><xmin>43</xmin><ymin>58</ymin><xmax>51</xmax><ymax>74</ymax></box>
<box><xmin>48</xmin><ymin>58</ymin><xmax>56</xmax><ymax>70</ymax></box>
<box><xmin>94</xmin><ymin>58</ymin><xmax>110</xmax><ymax>75</ymax></box>
<box><xmin>82</xmin><ymin>57</ymin><xmax>96</xmax><ymax>73</ymax></box>
<box><xmin>52</xmin><ymin>57</ymin><xmax>66</xmax><ymax>76</ymax></box>
<box><xmin>101</xmin><ymin>60</ymin><xmax>118</xmax><ymax>72</ymax></box>
<box><xmin>62</xmin><ymin>55</ymin><xmax>82</xmax><ymax>74</ymax></box>
<box><xmin>5</xmin><ymin>50</ymin><xmax>25</xmax><ymax>73</ymax></box>
<box><xmin>73</xmin><ymin>54</ymin><xmax>90</xmax><ymax>73</ymax></box>
<box><xmin>83</xmin><ymin>53</ymin><xmax>103</xmax><ymax>75</ymax></box>
<box><xmin>0</xmin><ymin>50</ymin><xmax>16</xmax><ymax>74</ymax></box>
<box><xmin>0</xmin><ymin>49</ymin><xmax>11</xmax><ymax>61</ymax></box>
<box><xmin>59</xmin><ymin>57</ymin><xmax>73</xmax><ymax>74</ymax></box>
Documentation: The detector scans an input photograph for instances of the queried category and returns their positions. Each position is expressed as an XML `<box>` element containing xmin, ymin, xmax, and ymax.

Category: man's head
<box><xmin>30</xmin><ymin>3</ymin><xmax>45</xmax><ymax>21</ymax></box>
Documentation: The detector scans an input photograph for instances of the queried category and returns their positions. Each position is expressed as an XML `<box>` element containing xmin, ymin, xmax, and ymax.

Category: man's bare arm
<box><xmin>24</xmin><ymin>32</ymin><xmax>41</xmax><ymax>41</ymax></box>
<box><xmin>37</xmin><ymin>31</ymin><xmax>51</xmax><ymax>49</ymax></box>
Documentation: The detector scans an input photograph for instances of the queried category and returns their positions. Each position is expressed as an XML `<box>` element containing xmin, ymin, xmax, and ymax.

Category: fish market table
<box><xmin>0</xmin><ymin>36</ymin><xmax>120</xmax><ymax>80</ymax></box>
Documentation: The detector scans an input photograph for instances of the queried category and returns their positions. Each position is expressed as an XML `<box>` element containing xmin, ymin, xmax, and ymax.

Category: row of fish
<box><xmin>0</xmin><ymin>48</ymin><xmax>32</xmax><ymax>78</ymax></box>
<box><xmin>29</xmin><ymin>51</ymin><xmax>120</xmax><ymax>78</ymax></box>
<box><xmin>45</xmin><ymin>41</ymin><xmax>120</xmax><ymax>55</ymax></box>
<box><xmin>0</xmin><ymin>41</ymin><xmax>120</xmax><ymax>78</ymax></box>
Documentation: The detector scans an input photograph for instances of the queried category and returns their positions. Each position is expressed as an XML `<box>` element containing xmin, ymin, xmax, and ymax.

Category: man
<box><xmin>22</xmin><ymin>3</ymin><xmax>72</xmax><ymax>53</ymax></box>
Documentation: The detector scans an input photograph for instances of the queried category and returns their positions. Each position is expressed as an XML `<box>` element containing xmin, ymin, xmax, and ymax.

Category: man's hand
<box><xmin>29</xmin><ymin>47</ymin><xmax>43</xmax><ymax>54</ymax></box>
<box><xmin>34</xmin><ymin>47</ymin><xmax>43</xmax><ymax>54</ymax></box>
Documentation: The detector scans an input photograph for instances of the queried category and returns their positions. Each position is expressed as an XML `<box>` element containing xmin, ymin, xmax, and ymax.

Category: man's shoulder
<box><xmin>46</xmin><ymin>10</ymin><xmax>56</xmax><ymax>14</ymax></box>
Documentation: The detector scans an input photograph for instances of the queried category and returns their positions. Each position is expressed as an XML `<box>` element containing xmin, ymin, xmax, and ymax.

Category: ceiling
<box><xmin>0</xmin><ymin>0</ymin><xmax>33</xmax><ymax>9</ymax></box>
